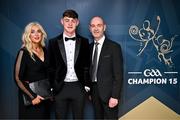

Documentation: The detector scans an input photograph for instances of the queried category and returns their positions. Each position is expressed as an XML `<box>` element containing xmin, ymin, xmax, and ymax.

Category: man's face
<box><xmin>89</xmin><ymin>17</ymin><xmax>106</xmax><ymax>41</ymax></box>
<box><xmin>61</xmin><ymin>17</ymin><xmax>79</xmax><ymax>35</ymax></box>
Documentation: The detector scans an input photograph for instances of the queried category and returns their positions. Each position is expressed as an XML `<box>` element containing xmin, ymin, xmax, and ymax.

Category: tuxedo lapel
<box><xmin>74</xmin><ymin>37</ymin><xmax>81</xmax><ymax>63</ymax></box>
<box><xmin>90</xmin><ymin>43</ymin><xmax>94</xmax><ymax>63</ymax></box>
<box><xmin>57</xmin><ymin>37</ymin><xmax>67</xmax><ymax>65</ymax></box>
<box><xmin>98</xmin><ymin>40</ymin><xmax>108</xmax><ymax>69</ymax></box>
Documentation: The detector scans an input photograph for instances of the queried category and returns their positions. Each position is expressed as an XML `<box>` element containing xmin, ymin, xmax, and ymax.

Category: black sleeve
<box><xmin>112</xmin><ymin>43</ymin><xmax>123</xmax><ymax>99</ymax></box>
<box><xmin>47</xmin><ymin>40</ymin><xmax>56</xmax><ymax>87</ymax></box>
<box><xmin>82</xmin><ymin>38</ymin><xmax>91</xmax><ymax>87</ymax></box>
<box><xmin>14</xmin><ymin>49</ymin><xmax>36</xmax><ymax>100</ymax></box>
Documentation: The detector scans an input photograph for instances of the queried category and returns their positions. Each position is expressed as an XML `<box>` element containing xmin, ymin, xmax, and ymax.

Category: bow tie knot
<box><xmin>65</xmin><ymin>37</ymin><xmax>76</xmax><ymax>41</ymax></box>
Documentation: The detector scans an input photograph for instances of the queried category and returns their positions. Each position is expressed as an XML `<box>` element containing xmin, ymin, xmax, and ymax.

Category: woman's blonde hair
<box><xmin>22</xmin><ymin>22</ymin><xmax>47</xmax><ymax>61</ymax></box>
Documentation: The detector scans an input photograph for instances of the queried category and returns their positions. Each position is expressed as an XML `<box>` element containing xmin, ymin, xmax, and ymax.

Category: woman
<box><xmin>14</xmin><ymin>22</ymin><xmax>51</xmax><ymax>119</ymax></box>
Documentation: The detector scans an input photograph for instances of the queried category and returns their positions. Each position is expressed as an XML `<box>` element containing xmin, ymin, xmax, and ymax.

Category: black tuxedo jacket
<box><xmin>48</xmin><ymin>34</ymin><xmax>90</xmax><ymax>95</ymax></box>
<box><xmin>90</xmin><ymin>38</ymin><xmax>123</xmax><ymax>102</ymax></box>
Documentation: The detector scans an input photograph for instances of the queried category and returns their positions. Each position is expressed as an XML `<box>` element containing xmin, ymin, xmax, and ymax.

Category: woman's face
<box><xmin>29</xmin><ymin>25</ymin><xmax>42</xmax><ymax>44</ymax></box>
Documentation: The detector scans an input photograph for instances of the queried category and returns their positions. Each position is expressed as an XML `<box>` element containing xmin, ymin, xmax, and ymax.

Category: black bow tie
<box><xmin>65</xmin><ymin>37</ymin><xmax>76</xmax><ymax>41</ymax></box>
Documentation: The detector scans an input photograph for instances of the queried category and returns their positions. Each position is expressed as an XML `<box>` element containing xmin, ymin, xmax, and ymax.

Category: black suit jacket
<box><xmin>90</xmin><ymin>38</ymin><xmax>123</xmax><ymax>102</ymax></box>
<box><xmin>48</xmin><ymin>34</ymin><xmax>90</xmax><ymax>95</ymax></box>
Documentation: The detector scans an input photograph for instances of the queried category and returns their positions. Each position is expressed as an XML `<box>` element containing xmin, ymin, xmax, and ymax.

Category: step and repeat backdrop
<box><xmin>0</xmin><ymin>0</ymin><xmax>179</xmax><ymax>119</ymax></box>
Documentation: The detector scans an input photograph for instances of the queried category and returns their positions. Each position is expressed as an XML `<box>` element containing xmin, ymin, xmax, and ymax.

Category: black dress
<box><xmin>14</xmin><ymin>47</ymin><xmax>51</xmax><ymax>119</ymax></box>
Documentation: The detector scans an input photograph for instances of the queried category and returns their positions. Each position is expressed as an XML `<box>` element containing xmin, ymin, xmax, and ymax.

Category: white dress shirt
<box><xmin>63</xmin><ymin>33</ymin><xmax>78</xmax><ymax>82</ymax></box>
<box><xmin>92</xmin><ymin>35</ymin><xmax>105</xmax><ymax>82</ymax></box>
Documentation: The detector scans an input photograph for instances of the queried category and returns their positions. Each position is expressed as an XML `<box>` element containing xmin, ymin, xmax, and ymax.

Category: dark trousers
<box><xmin>54</xmin><ymin>81</ymin><xmax>85</xmax><ymax>119</ymax></box>
<box><xmin>91</xmin><ymin>83</ymin><xmax>118</xmax><ymax>119</ymax></box>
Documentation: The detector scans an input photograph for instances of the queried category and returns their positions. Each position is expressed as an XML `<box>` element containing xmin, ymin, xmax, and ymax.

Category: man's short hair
<box><xmin>63</xmin><ymin>9</ymin><xmax>78</xmax><ymax>19</ymax></box>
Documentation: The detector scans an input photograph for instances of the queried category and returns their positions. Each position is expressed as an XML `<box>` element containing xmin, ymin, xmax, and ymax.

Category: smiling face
<box><xmin>89</xmin><ymin>16</ymin><xmax>106</xmax><ymax>41</ymax></box>
<box><xmin>29</xmin><ymin>25</ymin><xmax>42</xmax><ymax>44</ymax></box>
<box><xmin>61</xmin><ymin>16</ymin><xmax>79</xmax><ymax>36</ymax></box>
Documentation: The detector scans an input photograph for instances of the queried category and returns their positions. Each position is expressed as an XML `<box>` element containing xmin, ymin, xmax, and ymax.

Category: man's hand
<box><xmin>108</xmin><ymin>97</ymin><xmax>118</xmax><ymax>108</ymax></box>
<box><xmin>85</xmin><ymin>86</ymin><xmax>90</xmax><ymax>92</ymax></box>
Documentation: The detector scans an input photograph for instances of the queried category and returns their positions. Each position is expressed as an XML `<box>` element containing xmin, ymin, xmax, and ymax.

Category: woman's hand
<box><xmin>32</xmin><ymin>95</ymin><xmax>44</xmax><ymax>105</ymax></box>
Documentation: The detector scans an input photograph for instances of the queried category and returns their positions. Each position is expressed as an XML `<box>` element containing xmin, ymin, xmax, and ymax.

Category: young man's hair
<box><xmin>63</xmin><ymin>9</ymin><xmax>78</xmax><ymax>19</ymax></box>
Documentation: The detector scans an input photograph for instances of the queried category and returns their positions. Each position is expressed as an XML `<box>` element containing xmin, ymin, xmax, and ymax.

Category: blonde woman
<box><xmin>14</xmin><ymin>22</ymin><xmax>51</xmax><ymax>119</ymax></box>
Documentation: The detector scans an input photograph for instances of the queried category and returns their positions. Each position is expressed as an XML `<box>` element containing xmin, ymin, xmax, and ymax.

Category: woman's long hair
<box><xmin>22</xmin><ymin>22</ymin><xmax>47</xmax><ymax>61</ymax></box>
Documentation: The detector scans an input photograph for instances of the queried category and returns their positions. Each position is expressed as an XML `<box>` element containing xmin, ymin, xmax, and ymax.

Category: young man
<box><xmin>48</xmin><ymin>9</ymin><xmax>90</xmax><ymax>119</ymax></box>
<box><xmin>89</xmin><ymin>16</ymin><xmax>123</xmax><ymax>119</ymax></box>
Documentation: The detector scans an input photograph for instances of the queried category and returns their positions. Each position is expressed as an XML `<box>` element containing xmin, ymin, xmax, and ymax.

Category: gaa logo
<box><xmin>143</xmin><ymin>69</ymin><xmax>162</xmax><ymax>77</ymax></box>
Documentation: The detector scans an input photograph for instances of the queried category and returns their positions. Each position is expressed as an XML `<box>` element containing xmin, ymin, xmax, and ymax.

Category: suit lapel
<box><xmin>98</xmin><ymin>39</ymin><xmax>108</xmax><ymax>69</ymax></box>
<box><xmin>74</xmin><ymin>36</ymin><xmax>81</xmax><ymax>63</ymax></box>
<box><xmin>57</xmin><ymin>36</ymin><xmax>67</xmax><ymax>65</ymax></box>
<box><xmin>90</xmin><ymin>42</ymin><xmax>94</xmax><ymax>63</ymax></box>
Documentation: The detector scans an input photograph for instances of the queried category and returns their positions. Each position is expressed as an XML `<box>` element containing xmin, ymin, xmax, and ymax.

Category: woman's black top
<box><xmin>14</xmin><ymin>47</ymin><xmax>48</xmax><ymax>100</ymax></box>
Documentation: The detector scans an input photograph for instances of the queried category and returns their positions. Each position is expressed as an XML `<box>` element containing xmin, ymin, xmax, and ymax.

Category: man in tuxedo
<box><xmin>48</xmin><ymin>9</ymin><xmax>90</xmax><ymax>119</ymax></box>
<box><xmin>89</xmin><ymin>16</ymin><xmax>123</xmax><ymax>119</ymax></box>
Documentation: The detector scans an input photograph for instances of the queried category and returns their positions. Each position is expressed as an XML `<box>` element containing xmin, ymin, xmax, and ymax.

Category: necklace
<box><xmin>32</xmin><ymin>47</ymin><xmax>44</xmax><ymax>62</ymax></box>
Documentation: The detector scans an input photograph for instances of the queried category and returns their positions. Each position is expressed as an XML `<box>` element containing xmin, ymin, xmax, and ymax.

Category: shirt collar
<box><xmin>94</xmin><ymin>35</ymin><xmax>105</xmax><ymax>45</ymax></box>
